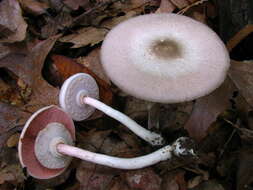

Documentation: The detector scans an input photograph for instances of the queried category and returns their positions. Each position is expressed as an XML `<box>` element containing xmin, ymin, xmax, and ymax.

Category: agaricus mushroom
<box><xmin>18</xmin><ymin>105</ymin><xmax>195</xmax><ymax>179</ymax></box>
<box><xmin>100</xmin><ymin>13</ymin><xmax>230</xmax><ymax>103</ymax></box>
<box><xmin>59</xmin><ymin>73</ymin><xmax>164</xmax><ymax>146</ymax></box>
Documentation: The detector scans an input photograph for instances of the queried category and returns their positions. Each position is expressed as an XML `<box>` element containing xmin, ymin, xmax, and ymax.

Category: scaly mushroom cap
<box><xmin>101</xmin><ymin>13</ymin><xmax>230</xmax><ymax>103</ymax></box>
<box><xmin>18</xmin><ymin>106</ymin><xmax>75</xmax><ymax>179</ymax></box>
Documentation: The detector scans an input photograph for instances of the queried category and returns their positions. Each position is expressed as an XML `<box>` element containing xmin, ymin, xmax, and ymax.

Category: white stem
<box><xmin>57</xmin><ymin>144</ymin><xmax>171</xmax><ymax>169</ymax></box>
<box><xmin>57</xmin><ymin>137</ymin><xmax>195</xmax><ymax>170</ymax></box>
<box><xmin>82</xmin><ymin>97</ymin><xmax>164</xmax><ymax>146</ymax></box>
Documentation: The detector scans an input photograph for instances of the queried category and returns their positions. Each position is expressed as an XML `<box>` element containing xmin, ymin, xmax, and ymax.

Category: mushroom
<box><xmin>59</xmin><ymin>73</ymin><xmax>164</xmax><ymax>146</ymax></box>
<box><xmin>18</xmin><ymin>105</ymin><xmax>195</xmax><ymax>179</ymax></box>
<box><xmin>100</xmin><ymin>13</ymin><xmax>230</xmax><ymax>103</ymax></box>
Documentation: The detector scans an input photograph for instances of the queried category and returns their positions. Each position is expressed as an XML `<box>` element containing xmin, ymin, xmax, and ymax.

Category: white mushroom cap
<box><xmin>101</xmin><ymin>13</ymin><xmax>230</xmax><ymax>103</ymax></box>
<box><xmin>59</xmin><ymin>73</ymin><xmax>99</xmax><ymax>121</ymax></box>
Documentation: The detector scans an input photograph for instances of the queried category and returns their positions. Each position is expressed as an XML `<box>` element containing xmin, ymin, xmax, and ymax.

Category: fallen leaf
<box><xmin>18</xmin><ymin>0</ymin><xmax>49</xmax><ymax>15</ymax></box>
<box><xmin>123</xmin><ymin>168</ymin><xmax>161</xmax><ymax>190</ymax></box>
<box><xmin>6</xmin><ymin>133</ymin><xmax>20</xmax><ymax>148</ymax></box>
<box><xmin>0</xmin><ymin>165</ymin><xmax>25</xmax><ymax>185</ymax></box>
<box><xmin>187</xmin><ymin>176</ymin><xmax>204</xmax><ymax>189</ymax></box>
<box><xmin>184</xmin><ymin>78</ymin><xmax>235</xmax><ymax>141</ymax></box>
<box><xmin>148</xmin><ymin>102</ymin><xmax>193</xmax><ymax>133</ymax></box>
<box><xmin>192</xmin><ymin>180</ymin><xmax>225</xmax><ymax>190</ymax></box>
<box><xmin>110</xmin><ymin>178</ymin><xmax>130</xmax><ymax>190</ymax></box>
<box><xmin>41</xmin><ymin>11</ymin><xmax>73</xmax><ymax>39</ymax></box>
<box><xmin>59</xmin><ymin>11</ymin><xmax>137</xmax><ymax>48</ymax></box>
<box><xmin>60</xmin><ymin>26</ymin><xmax>107</xmax><ymax>48</ymax></box>
<box><xmin>0</xmin><ymin>35</ymin><xmax>60</xmax><ymax>130</ymax></box>
<box><xmin>76</xmin><ymin>48</ymin><xmax>111</xmax><ymax>84</ymax></box>
<box><xmin>171</xmin><ymin>0</ymin><xmax>189</xmax><ymax>9</ymax></box>
<box><xmin>0</xmin><ymin>103</ymin><xmax>30</xmax><ymax>133</ymax></box>
<box><xmin>162</xmin><ymin>170</ymin><xmax>186</xmax><ymax>190</ymax></box>
<box><xmin>76</xmin><ymin>162</ymin><xmax>118</xmax><ymax>190</ymax></box>
<box><xmin>62</xmin><ymin>0</ymin><xmax>90</xmax><ymax>10</ymax></box>
<box><xmin>113</xmin><ymin>0</ymin><xmax>159</xmax><ymax>13</ymax></box>
<box><xmin>229</xmin><ymin>60</ymin><xmax>253</xmax><ymax>107</ymax></box>
<box><xmin>237</xmin><ymin>149</ymin><xmax>253</xmax><ymax>190</ymax></box>
<box><xmin>0</xmin><ymin>0</ymin><xmax>27</xmax><ymax>43</ymax></box>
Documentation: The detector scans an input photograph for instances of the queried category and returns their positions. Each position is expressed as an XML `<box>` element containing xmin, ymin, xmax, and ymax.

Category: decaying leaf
<box><xmin>76</xmin><ymin>162</ymin><xmax>118</xmax><ymax>190</ymax></box>
<box><xmin>6</xmin><ymin>133</ymin><xmax>19</xmax><ymax>148</ymax></box>
<box><xmin>59</xmin><ymin>11</ymin><xmax>137</xmax><ymax>48</ymax></box>
<box><xmin>76</xmin><ymin>48</ymin><xmax>110</xmax><ymax>84</ymax></box>
<box><xmin>184</xmin><ymin>78</ymin><xmax>235</xmax><ymax>141</ymax></box>
<box><xmin>162</xmin><ymin>170</ymin><xmax>186</xmax><ymax>190</ymax></box>
<box><xmin>192</xmin><ymin>180</ymin><xmax>225</xmax><ymax>190</ymax></box>
<box><xmin>18</xmin><ymin>0</ymin><xmax>49</xmax><ymax>15</ymax></box>
<box><xmin>0</xmin><ymin>164</ymin><xmax>25</xmax><ymax>185</ymax></box>
<box><xmin>41</xmin><ymin>11</ymin><xmax>73</xmax><ymax>39</ymax></box>
<box><xmin>229</xmin><ymin>60</ymin><xmax>253</xmax><ymax>107</ymax></box>
<box><xmin>123</xmin><ymin>168</ymin><xmax>161</xmax><ymax>190</ymax></box>
<box><xmin>0</xmin><ymin>0</ymin><xmax>27</xmax><ymax>43</ymax></box>
<box><xmin>237</xmin><ymin>149</ymin><xmax>253</xmax><ymax>190</ymax></box>
<box><xmin>62</xmin><ymin>0</ymin><xmax>90</xmax><ymax>10</ymax></box>
<box><xmin>171</xmin><ymin>0</ymin><xmax>189</xmax><ymax>9</ymax></box>
<box><xmin>0</xmin><ymin>35</ymin><xmax>60</xmax><ymax>130</ymax></box>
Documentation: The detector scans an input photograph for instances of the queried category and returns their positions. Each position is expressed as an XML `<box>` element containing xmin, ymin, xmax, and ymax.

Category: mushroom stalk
<box><xmin>59</xmin><ymin>73</ymin><xmax>164</xmax><ymax>146</ymax></box>
<box><xmin>56</xmin><ymin>137</ymin><xmax>194</xmax><ymax>170</ymax></box>
<box><xmin>82</xmin><ymin>96</ymin><xmax>164</xmax><ymax>146</ymax></box>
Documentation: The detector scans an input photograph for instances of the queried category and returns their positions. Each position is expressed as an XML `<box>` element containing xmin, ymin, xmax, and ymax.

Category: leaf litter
<box><xmin>0</xmin><ymin>0</ymin><xmax>253</xmax><ymax>189</ymax></box>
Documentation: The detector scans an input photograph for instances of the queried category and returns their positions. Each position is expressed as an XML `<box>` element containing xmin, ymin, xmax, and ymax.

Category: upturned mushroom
<box><xmin>101</xmin><ymin>13</ymin><xmax>230</xmax><ymax>103</ymax></box>
<box><xmin>59</xmin><ymin>73</ymin><xmax>164</xmax><ymax>146</ymax></box>
<box><xmin>18</xmin><ymin>105</ymin><xmax>195</xmax><ymax>179</ymax></box>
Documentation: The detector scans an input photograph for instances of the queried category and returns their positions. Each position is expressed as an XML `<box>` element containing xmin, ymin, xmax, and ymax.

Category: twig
<box><xmin>177</xmin><ymin>0</ymin><xmax>208</xmax><ymax>15</ymax></box>
<box><xmin>72</xmin><ymin>0</ymin><xmax>121</xmax><ymax>27</ymax></box>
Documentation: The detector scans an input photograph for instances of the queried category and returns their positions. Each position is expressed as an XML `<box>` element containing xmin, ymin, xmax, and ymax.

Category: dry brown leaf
<box><xmin>0</xmin><ymin>36</ymin><xmax>59</xmax><ymax>130</ymax></box>
<box><xmin>41</xmin><ymin>11</ymin><xmax>73</xmax><ymax>38</ymax></box>
<box><xmin>60</xmin><ymin>27</ymin><xmax>107</xmax><ymax>48</ymax></box>
<box><xmin>162</xmin><ymin>170</ymin><xmax>186</xmax><ymax>190</ymax></box>
<box><xmin>18</xmin><ymin>0</ymin><xmax>49</xmax><ymax>15</ymax></box>
<box><xmin>0</xmin><ymin>103</ymin><xmax>30</xmax><ymax>133</ymax></box>
<box><xmin>123</xmin><ymin>168</ymin><xmax>161</xmax><ymax>190</ymax></box>
<box><xmin>0</xmin><ymin>165</ymin><xmax>25</xmax><ymax>185</ymax></box>
<box><xmin>171</xmin><ymin>0</ymin><xmax>189</xmax><ymax>9</ymax></box>
<box><xmin>0</xmin><ymin>0</ymin><xmax>27</xmax><ymax>43</ymax></box>
<box><xmin>192</xmin><ymin>180</ymin><xmax>224</xmax><ymax>190</ymax></box>
<box><xmin>237</xmin><ymin>149</ymin><xmax>253</xmax><ymax>190</ymax></box>
<box><xmin>59</xmin><ymin>11</ymin><xmax>137</xmax><ymax>48</ymax></box>
<box><xmin>187</xmin><ymin>176</ymin><xmax>204</xmax><ymax>189</ymax></box>
<box><xmin>6</xmin><ymin>133</ymin><xmax>20</xmax><ymax>148</ymax></box>
<box><xmin>76</xmin><ymin>48</ymin><xmax>110</xmax><ymax>84</ymax></box>
<box><xmin>112</xmin><ymin>0</ymin><xmax>155</xmax><ymax>12</ymax></box>
<box><xmin>184</xmin><ymin>78</ymin><xmax>235</xmax><ymax>142</ymax></box>
<box><xmin>110</xmin><ymin>178</ymin><xmax>131</xmax><ymax>190</ymax></box>
<box><xmin>76</xmin><ymin>162</ymin><xmax>118</xmax><ymax>190</ymax></box>
<box><xmin>63</xmin><ymin>0</ymin><xmax>90</xmax><ymax>10</ymax></box>
<box><xmin>229</xmin><ymin>60</ymin><xmax>253</xmax><ymax>107</ymax></box>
